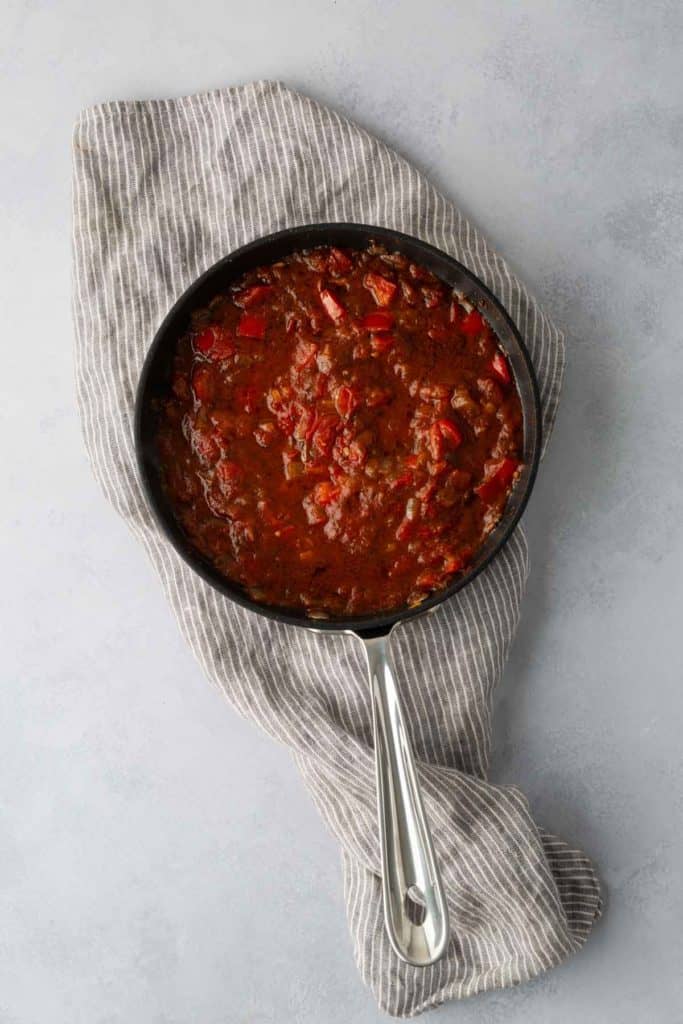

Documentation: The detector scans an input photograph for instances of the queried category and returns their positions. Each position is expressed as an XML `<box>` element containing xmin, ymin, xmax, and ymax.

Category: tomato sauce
<box><xmin>154</xmin><ymin>243</ymin><xmax>523</xmax><ymax>617</ymax></box>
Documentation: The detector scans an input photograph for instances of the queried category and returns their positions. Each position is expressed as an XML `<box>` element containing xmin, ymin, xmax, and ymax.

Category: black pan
<box><xmin>134</xmin><ymin>223</ymin><xmax>542</xmax><ymax>967</ymax></box>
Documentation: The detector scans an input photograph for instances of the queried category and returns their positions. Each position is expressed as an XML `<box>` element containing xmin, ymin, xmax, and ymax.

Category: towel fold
<box><xmin>71</xmin><ymin>80</ymin><xmax>601</xmax><ymax>1017</ymax></box>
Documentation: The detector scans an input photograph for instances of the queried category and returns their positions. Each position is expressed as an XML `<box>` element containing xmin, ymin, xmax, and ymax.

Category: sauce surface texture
<box><xmin>155</xmin><ymin>243</ymin><xmax>524</xmax><ymax>617</ymax></box>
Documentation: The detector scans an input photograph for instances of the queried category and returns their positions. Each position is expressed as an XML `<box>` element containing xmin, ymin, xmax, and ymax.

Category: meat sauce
<box><xmin>154</xmin><ymin>243</ymin><xmax>524</xmax><ymax>617</ymax></box>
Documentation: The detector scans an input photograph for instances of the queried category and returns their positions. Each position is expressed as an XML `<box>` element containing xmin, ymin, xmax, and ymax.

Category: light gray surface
<box><xmin>1</xmin><ymin>1</ymin><xmax>681</xmax><ymax>1021</ymax></box>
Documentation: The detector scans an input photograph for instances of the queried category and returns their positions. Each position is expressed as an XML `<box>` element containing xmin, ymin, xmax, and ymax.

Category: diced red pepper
<box><xmin>328</xmin><ymin>247</ymin><xmax>353</xmax><ymax>275</ymax></box>
<box><xmin>320</xmin><ymin>288</ymin><xmax>346</xmax><ymax>322</ymax></box>
<box><xmin>428</xmin><ymin>418</ymin><xmax>463</xmax><ymax>459</ymax></box>
<box><xmin>335</xmin><ymin>385</ymin><xmax>359</xmax><ymax>418</ymax></box>
<box><xmin>193</xmin><ymin>326</ymin><xmax>235</xmax><ymax>360</ymax></box>
<box><xmin>235</xmin><ymin>284</ymin><xmax>274</xmax><ymax>308</ymax></box>
<box><xmin>474</xmin><ymin>458</ymin><xmax>520</xmax><ymax>503</ymax></box>
<box><xmin>428</xmin><ymin>430</ymin><xmax>443</xmax><ymax>460</ymax></box>
<box><xmin>461</xmin><ymin>310</ymin><xmax>484</xmax><ymax>338</ymax></box>
<box><xmin>404</xmin><ymin>454</ymin><xmax>420</xmax><ymax>469</ymax></box>
<box><xmin>359</xmin><ymin>311</ymin><xmax>394</xmax><ymax>332</ymax></box>
<box><xmin>437</xmin><ymin>419</ymin><xmax>463</xmax><ymax>447</ymax></box>
<box><xmin>490</xmin><ymin>351</ymin><xmax>512</xmax><ymax>386</ymax></box>
<box><xmin>364</xmin><ymin>271</ymin><xmax>397</xmax><ymax>307</ymax></box>
<box><xmin>194</xmin><ymin>327</ymin><xmax>217</xmax><ymax>354</ymax></box>
<box><xmin>237</xmin><ymin>313</ymin><xmax>267</xmax><ymax>340</ymax></box>
<box><xmin>370</xmin><ymin>334</ymin><xmax>396</xmax><ymax>356</ymax></box>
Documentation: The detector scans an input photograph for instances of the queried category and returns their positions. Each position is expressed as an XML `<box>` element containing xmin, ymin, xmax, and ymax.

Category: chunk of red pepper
<box><xmin>237</xmin><ymin>313</ymin><xmax>267</xmax><ymax>339</ymax></box>
<box><xmin>235</xmin><ymin>284</ymin><xmax>274</xmax><ymax>308</ymax></box>
<box><xmin>461</xmin><ymin>310</ymin><xmax>484</xmax><ymax>338</ymax></box>
<box><xmin>320</xmin><ymin>288</ymin><xmax>346</xmax><ymax>322</ymax></box>
<box><xmin>328</xmin><ymin>248</ymin><xmax>353</xmax><ymax>275</ymax></box>
<box><xmin>428</xmin><ymin>418</ymin><xmax>463</xmax><ymax>459</ymax></box>
<box><xmin>474</xmin><ymin>458</ymin><xmax>520</xmax><ymax>503</ymax></box>
<box><xmin>364</xmin><ymin>271</ymin><xmax>397</xmax><ymax>307</ymax></box>
<box><xmin>194</xmin><ymin>327</ymin><xmax>217</xmax><ymax>354</ymax></box>
<box><xmin>193</xmin><ymin>326</ymin><xmax>235</xmax><ymax>360</ymax></box>
<box><xmin>335</xmin><ymin>385</ymin><xmax>359</xmax><ymax>418</ymax></box>
<box><xmin>490</xmin><ymin>351</ymin><xmax>512</xmax><ymax>386</ymax></box>
<box><xmin>359</xmin><ymin>311</ymin><xmax>394</xmax><ymax>332</ymax></box>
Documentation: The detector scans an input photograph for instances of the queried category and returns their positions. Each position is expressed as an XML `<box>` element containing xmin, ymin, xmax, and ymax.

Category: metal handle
<box><xmin>360</xmin><ymin>633</ymin><xmax>449</xmax><ymax>966</ymax></box>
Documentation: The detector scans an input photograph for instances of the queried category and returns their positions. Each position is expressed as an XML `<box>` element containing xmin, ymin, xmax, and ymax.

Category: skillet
<box><xmin>135</xmin><ymin>223</ymin><xmax>542</xmax><ymax>966</ymax></box>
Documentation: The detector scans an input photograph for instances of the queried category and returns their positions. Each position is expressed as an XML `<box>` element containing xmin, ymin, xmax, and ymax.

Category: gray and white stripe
<box><xmin>71</xmin><ymin>80</ymin><xmax>599</xmax><ymax>1017</ymax></box>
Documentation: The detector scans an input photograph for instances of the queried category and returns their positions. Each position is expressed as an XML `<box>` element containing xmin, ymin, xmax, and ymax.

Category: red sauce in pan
<box><xmin>154</xmin><ymin>243</ymin><xmax>523</xmax><ymax>617</ymax></box>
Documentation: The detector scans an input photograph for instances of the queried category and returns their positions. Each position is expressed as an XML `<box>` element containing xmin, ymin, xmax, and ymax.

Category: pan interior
<box><xmin>135</xmin><ymin>223</ymin><xmax>542</xmax><ymax>634</ymax></box>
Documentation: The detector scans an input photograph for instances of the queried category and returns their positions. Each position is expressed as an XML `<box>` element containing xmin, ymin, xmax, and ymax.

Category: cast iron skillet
<box><xmin>135</xmin><ymin>224</ymin><xmax>542</xmax><ymax>967</ymax></box>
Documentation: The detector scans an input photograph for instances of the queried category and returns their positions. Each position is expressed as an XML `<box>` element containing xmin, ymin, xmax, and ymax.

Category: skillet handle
<box><xmin>360</xmin><ymin>633</ymin><xmax>449</xmax><ymax>966</ymax></box>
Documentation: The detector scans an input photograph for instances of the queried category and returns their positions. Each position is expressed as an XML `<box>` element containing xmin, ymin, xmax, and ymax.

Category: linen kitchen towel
<box><xmin>71</xmin><ymin>80</ymin><xmax>601</xmax><ymax>1017</ymax></box>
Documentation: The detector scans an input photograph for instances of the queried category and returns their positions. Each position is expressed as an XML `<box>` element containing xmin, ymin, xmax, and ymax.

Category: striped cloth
<box><xmin>71</xmin><ymin>80</ymin><xmax>601</xmax><ymax>1017</ymax></box>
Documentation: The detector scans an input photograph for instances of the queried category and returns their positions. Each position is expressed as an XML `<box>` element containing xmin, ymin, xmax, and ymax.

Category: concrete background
<box><xmin>2</xmin><ymin>1</ymin><xmax>682</xmax><ymax>1021</ymax></box>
